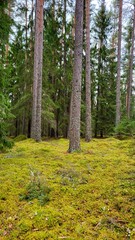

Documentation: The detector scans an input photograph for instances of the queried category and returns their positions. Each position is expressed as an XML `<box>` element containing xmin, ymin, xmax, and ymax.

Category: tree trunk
<box><xmin>5</xmin><ymin>0</ymin><xmax>11</xmax><ymax>62</ymax></box>
<box><xmin>68</xmin><ymin>0</ymin><xmax>84</xmax><ymax>152</ymax></box>
<box><xmin>25</xmin><ymin>0</ymin><xmax>28</xmax><ymax>60</ymax></box>
<box><xmin>28</xmin><ymin>118</ymin><xmax>31</xmax><ymax>138</ymax></box>
<box><xmin>31</xmin><ymin>0</ymin><xmax>38</xmax><ymax>139</ymax></box>
<box><xmin>126</xmin><ymin>2</ymin><xmax>135</xmax><ymax>118</ymax></box>
<box><xmin>116</xmin><ymin>0</ymin><xmax>123</xmax><ymax>126</ymax></box>
<box><xmin>22</xmin><ymin>0</ymin><xmax>28</xmax><ymax>136</ymax></box>
<box><xmin>67</xmin><ymin>17</ymin><xmax>75</xmax><ymax>139</ymax></box>
<box><xmin>56</xmin><ymin>108</ymin><xmax>59</xmax><ymax>138</ymax></box>
<box><xmin>63</xmin><ymin>0</ymin><xmax>66</xmax><ymax>78</ymax></box>
<box><xmin>31</xmin><ymin>0</ymin><xmax>44</xmax><ymax>141</ymax></box>
<box><xmin>85</xmin><ymin>0</ymin><xmax>92</xmax><ymax>142</ymax></box>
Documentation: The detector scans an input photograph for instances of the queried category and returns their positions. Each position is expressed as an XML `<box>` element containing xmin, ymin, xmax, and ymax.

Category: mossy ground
<box><xmin>0</xmin><ymin>138</ymin><xmax>135</xmax><ymax>239</ymax></box>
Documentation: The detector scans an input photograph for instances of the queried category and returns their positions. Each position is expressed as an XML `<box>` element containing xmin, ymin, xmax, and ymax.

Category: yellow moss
<box><xmin>0</xmin><ymin>138</ymin><xmax>135</xmax><ymax>239</ymax></box>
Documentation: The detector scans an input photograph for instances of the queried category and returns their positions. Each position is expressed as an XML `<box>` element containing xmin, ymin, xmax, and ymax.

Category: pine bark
<box><xmin>31</xmin><ymin>0</ymin><xmax>44</xmax><ymax>141</ymax></box>
<box><xmin>85</xmin><ymin>0</ymin><xmax>92</xmax><ymax>142</ymax></box>
<box><xmin>22</xmin><ymin>0</ymin><xmax>28</xmax><ymax>135</ymax></box>
<box><xmin>126</xmin><ymin>2</ymin><xmax>135</xmax><ymax>119</ymax></box>
<box><xmin>116</xmin><ymin>0</ymin><xmax>123</xmax><ymax>126</ymax></box>
<box><xmin>63</xmin><ymin>0</ymin><xmax>66</xmax><ymax>78</ymax></box>
<box><xmin>68</xmin><ymin>0</ymin><xmax>84</xmax><ymax>152</ymax></box>
<box><xmin>5</xmin><ymin>0</ymin><xmax>11</xmax><ymax>60</ymax></box>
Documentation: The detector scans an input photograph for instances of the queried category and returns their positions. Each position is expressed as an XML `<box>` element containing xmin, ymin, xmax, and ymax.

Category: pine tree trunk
<box><xmin>31</xmin><ymin>0</ymin><xmax>44</xmax><ymax>141</ymax></box>
<box><xmin>31</xmin><ymin>0</ymin><xmax>38</xmax><ymax>139</ymax></box>
<box><xmin>67</xmin><ymin>17</ymin><xmax>75</xmax><ymax>139</ymax></box>
<box><xmin>25</xmin><ymin>0</ymin><xmax>28</xmax><ymax>60</ymax></box>
<box><xmin>22</xmin><ymin>0</ymin><xmax>28</xmax><ymax>136</ymax></box>
<box><xmin>85</xmin><ymin>0</ymin><xmax>92</xmax><ymax>142</ymax></box>
<box><xmin>5</xmin><ymin>0</ymin><xmax>11</xmax><ymax>62</ymax></box>
<box><xmin>63</xmin><ymin>0</ymin><xmax>68</xmax><ymax>138</ymax></box>
<box><xmin>63</xmin><ymin>0</ymin><xmax>66</xmax><ymax>77</ymax></box>
<box><xmin>68</xmin><ymin>0</ymin><xmax>84</xmax><ymax>152</ymax></box>
<box><xmin>126</xmin><ymin>3</ymin><xmax>135</xmax><ymax>118</ymax></box>
<box><xmin>30</xmin><ymin>0</ymin><xmax>34</xmax><ymax>51</ymax></box>
<box><xmin>116</xmin><ymin>0</ymin><xmax>123</xmax><ymax>126</ymax></box>
<box><xmin>35</xmin><ymin>0</ymin><xmax>44</xmax><ymax>141</ymax></box>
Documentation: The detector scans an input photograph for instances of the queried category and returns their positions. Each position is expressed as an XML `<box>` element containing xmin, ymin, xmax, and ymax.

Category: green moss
<box><xmin>18</xmin><ymin>219</ymin><xmax>33</xmax><ymax>233</ymax></box>
<box><xmin>0</xmin><ymin>138</ymin><xmax>135</xmax><ymax>239</ymax></box>
<box><xmin>14</xmin><ymin>134</ymin><xmax>27</xmax><ymax>142</ymax></box>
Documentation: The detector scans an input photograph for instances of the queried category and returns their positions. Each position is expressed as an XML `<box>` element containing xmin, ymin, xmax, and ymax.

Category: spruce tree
<box><xmin>94</xmin><ymin>0</ymin><xmax>116</xmax><ymax>137</ymax></box>
<box><xmin>0</xmin><ymin>0</ymin><xmax>14</xmax><ymax>149</ymax></box>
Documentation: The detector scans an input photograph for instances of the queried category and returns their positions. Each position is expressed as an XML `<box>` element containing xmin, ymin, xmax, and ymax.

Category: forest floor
<box><xmin>0</xmin><ymin>138</ymin><xmax>135</xmax><ymax>240</ymax></box>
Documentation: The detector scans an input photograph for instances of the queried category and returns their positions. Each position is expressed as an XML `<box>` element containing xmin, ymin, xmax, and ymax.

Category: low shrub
<box><xmin>114</xmin><ymin>118</ymin><xmax>135</xmax><ymax>139</ymax></box>
<box><xmin>19</xmin><ymin>169</ymin><xmax>51</xmax><ymax>206</ymax></box>
<box><xmin>0</xmin><ymin>136</ymin><xmax>14</xmax><ymax>152</ymax></box>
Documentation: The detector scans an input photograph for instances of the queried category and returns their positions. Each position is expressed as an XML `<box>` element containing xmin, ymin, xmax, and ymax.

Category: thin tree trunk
<box><xmin>30</xmin><ymin>0</ymin><xmax>34</xmax><ymax>51</ymax></box>
<box><xmin>31</xmin><ymin>0</ymin><xmax>44</xmax><ymax>141</ymax></box>
<box><xmin>56</xmin><ymin>108</ymin><xmax>59</xmax><ymax>138</ymax></box>
<box><xmin>22</xmin><ymin>0</ymin><xmax>28</xmax><ymax>136</ymax></box>
<box><xmin>35</xmin><ymin>0</ymin><xmax>44</xmax><ymax>141</ymax></box>
<box><xmin>15</xmin><ymin>119</ymin><xmax>18</xmax><ymax>137</ymax></box>
<box><xmin>63</xmin><ymin>0</ymin><xmax>68</xmax><ymax>138</ymax></box>
<box><xmin>31</xmin><ymin>0</ymin><xmax>38</xmax><ymax>139</ymax></box>
<box><xmin>63</xmin><ymin>0</ymin><xmax>66</xmax><ymax>78</ymax></box>
<box><xmin>5</xmin><ymin>0</ymin><xmax>11</xmax><ymax>61</ymax></box>
<box><xmin>22</xmin><ymin>112</ymin><xmax>25</xmax><ymax>134</ymax></box>
<box><xmin>67</xmin><ymin>17</ymin><xmax>75</xmax><ymax>139</ymax></box>
<box><xmin>116</xmin><ymin>0</ymin><xmax>123</xmax><ymax>126</ymax></box>
<box><xmin>85</xmin><ymin>0</ymin><xmax>92</xmax><ymax>142</ymax></box>
<box><xmin>126</xmin><ymin>2</ymin><xmax>135</xmax><ymax>118</ymax></box>
<box><xmin>25</xmin><ymin>0</ymin><xmax>28</xmax><ymax>61</ymax></box>
<box><xmin>95</xmin><ymin>83</ymin><xmax>100</xmax><ymax>138</ymax></box>
<box><xmin>28</xmin><ymin>118</ymin><xmax>31</xmax><ymax>138</ymax></box>
<box><xmin>68</xmin><ymin>0</ymin><xmax>84</xmax><ymax>152</ymax></box>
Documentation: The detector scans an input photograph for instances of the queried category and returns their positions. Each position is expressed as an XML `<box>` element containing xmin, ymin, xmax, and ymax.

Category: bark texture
<box><xmin>116</xmin><ymin>0</ymin><xmax>123</xmax><ymax>126</ymax></box>
<box><xmin>31</xmin><ymin>0</ymin><xmax>44</xmax><ymax>141</ymax></box>
<box><xmin>68</xmin><ymin>0</ymin><xmax>84</xmax><ymax>152</ymax></box>
<box><xmin>5</xmin><ymin>0</ymin><xmax>11</xmax><ymax>60</ymax></box>
<box><xmin>85</xmin><ymin>0</ymin><xmax>92</xmax><ymax>142</ymax></box>
<box><xmin>126</xmin><ymin>3</ymin><xmax>135</xmax><ymax>118</ymax></box>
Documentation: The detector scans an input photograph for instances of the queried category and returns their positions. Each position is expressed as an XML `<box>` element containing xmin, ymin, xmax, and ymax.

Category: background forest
<box><xmin>0</xmin><ymin>0</ymin><xmax>135</xmax><ymax>150</ymax></box>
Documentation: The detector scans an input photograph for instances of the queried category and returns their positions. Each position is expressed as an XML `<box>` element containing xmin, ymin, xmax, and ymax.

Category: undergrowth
<box><xmin>19</xmin><ymin>168</ymin><xmax>51</xmax><ymax>206</ymax></box>
<box><xmin>0</xmin><ymin>138</ymin><xmax>135</xmax><ymax>239</ymax></box>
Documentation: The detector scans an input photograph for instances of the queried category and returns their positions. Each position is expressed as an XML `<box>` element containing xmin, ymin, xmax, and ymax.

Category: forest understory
<box><xmin>0</xmin><ymin>138</ymin><xmax>135</xmax><ymax>239</ymax></box>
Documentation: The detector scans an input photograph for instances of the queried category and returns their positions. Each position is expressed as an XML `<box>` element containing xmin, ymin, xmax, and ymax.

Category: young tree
<box><xmin>85</xmin><ymin>0</ymin><xmax>92</xmax><ymax>142</ymax></box>
<box><xmin>116</xmin><ymin>0</ymin><xmax>123</xmax><ymax>126</ymax></box>
<box><xmin>31</xmin><ymin>0</ymin><xmax>44</xmax><ymax>141</ymax></box>
<box><xmin>68</xmin><ymin>0</ymin><xmax>84</xmax><ymax>152</ymax></box>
